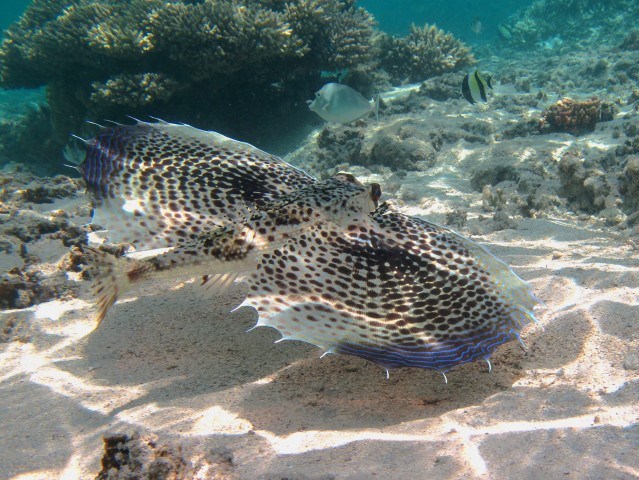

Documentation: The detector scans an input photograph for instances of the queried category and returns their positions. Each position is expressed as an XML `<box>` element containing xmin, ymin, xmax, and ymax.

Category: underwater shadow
<box><xmin>226</xmin><ymin>381</ymin><xmax>637</xmax><ymax>479</ymax></box>
<box><xmin>479</xmin><ymin>424</ymin><xmax>639</xmax><ymax>479</ymax></box>
<box><xmin>232</xmin><ymin>340</ymin><xmax>533</xmax><ymax>436</ymax></box>
<box><xmin>79</xmin><ymin>275</ymin><xmax>539</xmax><ymax>434</ymax></box>
<box><xmin>0</xmin><ymin>373</ymin><xmax>106</xmax><ymax>478</ymax></box>
<box><xmin>83</xmin><ymin>281</ymin><xmax>314</xmax><ymax>412</ymax></box>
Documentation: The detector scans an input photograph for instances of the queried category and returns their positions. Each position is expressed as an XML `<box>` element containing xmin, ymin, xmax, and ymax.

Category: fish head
<box><xmin>275</xmin><ymin>173</ymin><xmax>379</xmax><ymax>230</ymax></box>
<box><xmin>308</xmin><ymin>85</ymin><xmax>329</xmax><ymax>114</ymax></box>
<box><xmin>314</xmin><ymin>173</ymin><xmax>381</xmax><ymax>225</ymax></box>
<box><xmin>332</xmin><ymin>172</ymin><xmax>381</xmax><ymax>210</ymax></box>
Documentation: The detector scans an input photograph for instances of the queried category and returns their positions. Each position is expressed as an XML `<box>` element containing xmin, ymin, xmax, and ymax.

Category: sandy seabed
<box><xmin>1</xmin><ymin>54</ymin><xmax>639</xmax><ymax>480</ymax></box>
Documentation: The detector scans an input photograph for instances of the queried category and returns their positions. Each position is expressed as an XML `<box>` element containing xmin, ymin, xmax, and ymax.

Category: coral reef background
<box><xmin>0</xmin><ymin>0</ymin><xmax>474</xmax><ymax>174</ymax></box>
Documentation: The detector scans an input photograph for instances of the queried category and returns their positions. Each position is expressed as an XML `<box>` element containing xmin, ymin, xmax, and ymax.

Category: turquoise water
<box><xmin>0</xmin><ymin>0</ymin><xmax>29</xmax><ymax>33</ymax></box>
<box><xmin>359</xmin><ymin>0</ymin><xmax>532</xmax><ymax>42</ymax></box>
<box><xmin>0</xmin><ymin>0</ymin><xmax>534</xmax><ymax>37</ymax></box>
<box><xmin>0</xmin><ymin>4</ymin><xmax>638</xmax><ymax>478</ymax></box>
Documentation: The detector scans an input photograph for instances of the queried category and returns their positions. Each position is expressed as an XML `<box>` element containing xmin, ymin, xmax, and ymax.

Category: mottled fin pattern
<box><xmin>79</xmin><ymin>121</ymin><xmax>315</xmax><ymax>251</ymax></box>
<box><xmin>83</xmin><ymin>174</ymin><xmax>379</xmax><ymax>323</ymax></box>
<box><xmin>144</xmin><ymin>175</ymin><xmax>378</xmax><ymax>274</ymax></box>
<box><xmin>242</xmin><ymin>203</ymin><xmax>540</xmax><ymax>372</ymax></box>
<box><xmin>81</xmin><ymin>246</ymin><xmax>152</xmax><ymax>325</ymax></box>
<box><xmin>79</xmin><ymin>121</ymin><xmax>541</xmax><ymax>374</ymax></box>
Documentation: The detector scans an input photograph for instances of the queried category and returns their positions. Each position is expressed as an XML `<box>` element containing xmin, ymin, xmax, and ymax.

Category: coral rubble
<box><xmin>501</xmin><ymin>0</ymin><xmax>639</xmax><ymax>49</ymax></box>
<box><xmin>620</xmin><ymin>155</ymin><xmax>639</xmax><ymax>213</ymax></box>
<box><xmin>0</xmin><ymin>166</ymin><xmax>88</xmax><ymax>308</ymax></box>
<box><xmin>97</xmin><ymin>432</ymin><xmax>192</xmax><ymax>480</ymax></box>
<box><xmin>619</xmin><ymin>30</ymin><xmax>639</xmax><ymax>51</ymax></box>
<box><xmin>96</xmin><ymin>432</ymin><xmax>238</xmax><ymax>479</ymax></box>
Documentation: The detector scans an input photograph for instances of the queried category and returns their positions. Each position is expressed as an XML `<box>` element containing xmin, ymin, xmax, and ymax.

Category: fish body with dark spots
<box><xmin>245</xmin><ymin>204</ymin><xmax>539</xmax><ymax>373</ymax></box>
<box><xmin>80</xmin><ymin>120</ymin><xmax>316</xmax><ymax>251</ymax></box>
<box><xmin>82</xmin><ymin>163</ymin><xmax>381</xmax><ymax>325</ymax></box>
<box><xmin>79</xmin><ymin>120</ymin><xmax>540</xmax><ymax>376</ymax></box>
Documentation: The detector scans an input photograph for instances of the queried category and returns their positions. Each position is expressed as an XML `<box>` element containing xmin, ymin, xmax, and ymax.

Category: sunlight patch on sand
<box><xmin>191</xmin><ymin>406</ymin><xmax>253</xmax><ymax>435</ymax></box>
<box><xmin>110</xmin><ymin>399</ymin><xmax>252</xmax><ymax>436</ymax></box>
<box><xmin>550</xmin><ymin>142</ymin><xmax>575</xmax><ymax>162</ymax></box>
<box><xmin>254</xmin><ymin>404</ymin><xmax>637</xmax><ymax>476</ymax></box>
<box><xmin>30</xmin><ymin>366</ymin><xmax>146</xmax><ymax>414</ymax></box>
<box><xmin>583</xmin><ymin>139</ymin><xmax>613</xmax><ymax>150</ymax></box>
<box><xmin>10</xmin><ymin>472</ymin><xmax>62</xmax><ymax>480</ymax></box>
<box><xmin>452</xmin><ymin>146</ymin><xmax>475</xmax><ymax>162</ymax></box>
<box><xmin>34</xmin><ymin>299</ymin><xmax>90</xmax><ymax>322</ymax></box>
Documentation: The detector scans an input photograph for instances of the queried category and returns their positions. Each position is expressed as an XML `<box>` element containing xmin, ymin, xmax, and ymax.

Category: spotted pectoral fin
<box><xmin>89</xmin><ymin>196</ymin><xmax>166</xmax><ymax>250</ymax></box>
<box><xmin>242</xmin><ymin>205</ymin><xmax>540</xmax><ymax>372</ymax></box>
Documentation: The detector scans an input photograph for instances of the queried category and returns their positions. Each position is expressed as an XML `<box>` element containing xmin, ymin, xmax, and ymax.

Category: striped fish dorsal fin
<box><xmin>241</xmin><ymin>203</ymin><xmax>539</xmax><ymax>372</ymax></box>
<box><xmin>79</xmin><ymin>120</ymin><xmax>316</xmax><ymax>251</ymax></box>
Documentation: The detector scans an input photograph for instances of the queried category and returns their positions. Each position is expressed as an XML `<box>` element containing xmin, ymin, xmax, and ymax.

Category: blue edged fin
<box><xmin>242</xmin><ymin>203</ymin><xmax>540</xmax><ymax>374</ymax></box>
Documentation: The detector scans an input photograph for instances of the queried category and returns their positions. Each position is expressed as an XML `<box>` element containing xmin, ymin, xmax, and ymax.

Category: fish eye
<box><xmin>315</xmin><ymin>92</ymin><xmax>320</xmax><ymax>97</ymax></box>
<box><xmin>371</xmin><ymin>183</ymin><xmax>382</xmax><ymax>202</ymax></box>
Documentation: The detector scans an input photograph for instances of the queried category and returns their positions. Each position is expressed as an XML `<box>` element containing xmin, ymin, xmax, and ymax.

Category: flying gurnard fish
<box><xmin>78</xmin><ymin>120</ymin><xmax>540</xmax><ymax>379</ymax></box>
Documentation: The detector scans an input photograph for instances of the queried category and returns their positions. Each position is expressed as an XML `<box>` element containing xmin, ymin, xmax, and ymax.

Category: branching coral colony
<box><xmin>376</xmin><ymin>23</ymin><xmax>475</xmax><ymax>84</ymax></box>
<box><xmin>0</xmin><ymin>0</ymin><xmax>406</xmax><ymax>170</ymax></box>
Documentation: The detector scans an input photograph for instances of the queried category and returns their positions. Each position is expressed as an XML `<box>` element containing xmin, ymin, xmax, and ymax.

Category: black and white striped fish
<box><xmin>462</xmin><ymin>69</ymin><xmax>494</xmax><ymax>104</ymax></box>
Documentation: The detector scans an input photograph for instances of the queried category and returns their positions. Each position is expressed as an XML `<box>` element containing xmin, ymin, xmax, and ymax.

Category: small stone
<box><xmin>622</xmin><ymin>350</ymin><xmax>639</xmax><ymax>370</ymax></box>
<box><xmin>599</xmin><ymin>207</ymin><xmax>626</xmax><ymax>226</ymax></box>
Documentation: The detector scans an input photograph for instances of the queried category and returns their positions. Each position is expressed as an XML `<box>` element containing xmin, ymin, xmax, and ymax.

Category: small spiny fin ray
<box><xmin>81</xmin><ymin>246</ymin><xmax>150</xmax><ymax>326</ymax></box>
<box><xmin>200</xmin><ymin>271</ymin><xmax>243</xmax><ymax>296</ymax></box>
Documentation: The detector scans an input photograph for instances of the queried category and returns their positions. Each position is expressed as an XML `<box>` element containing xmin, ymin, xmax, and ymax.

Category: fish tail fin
<box><xmin>81</xmin><ymin>246</ymin><xmax>150</xmax><ymax>327</ymax></box>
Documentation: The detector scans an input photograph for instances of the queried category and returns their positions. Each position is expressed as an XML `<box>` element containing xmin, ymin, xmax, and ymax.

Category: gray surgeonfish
<box><xmin>308</xmin><ymin>83</ymin><xmax>376</xmax><ymax>124</ymax></box>
<box><xmin>462</xmin><ymin>69</ymin><xmax>493</xmax><ymax>104</ymax></box>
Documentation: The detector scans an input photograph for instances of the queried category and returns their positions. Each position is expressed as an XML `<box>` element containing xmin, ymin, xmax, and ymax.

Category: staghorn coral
<box><xmin>90</xmin><ymin>73</ymin><xmax>181</xmax><ymax>108</ymax></box>
<box><xmin>539</xmin><ymin>97</ymin><xmax>616</xmax><ymax>136</ymax></box>
<box><xmin>147</xmin><ymin>2</ymin><xmax>304</xmax><ymax>81</ymax></box>
<box><xmin>282</xmin><ymin>0</ymin><xmax>374</xmax><ymax>69</ymax></box>
<box><xmin>377</xmin><ymin>23</ymin><xmax>475</xmax><ymax>84</ymax></box>
<box><xmin>0</xmin><ymin>0</ymin><xmax>375</xmax><ymax>169</ymax></box>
